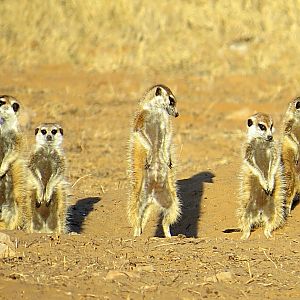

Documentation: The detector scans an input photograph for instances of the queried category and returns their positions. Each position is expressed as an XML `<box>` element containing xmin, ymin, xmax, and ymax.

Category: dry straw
<box><xmin>0</xmin><ymin>0</ymin><xmax>300</xmax><ymax>76</ymax></box>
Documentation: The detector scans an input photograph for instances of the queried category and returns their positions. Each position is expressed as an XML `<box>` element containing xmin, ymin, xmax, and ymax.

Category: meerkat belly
<box><xmin>249</xmin><ymin>175</ymin><xmax>269</xmax><ymax>211</ymax></box>
<box><xmin>37</xmin><ymin>158</ymin><xmax>54</xmax><ymax>187</ymax></box>
<box><xmin>146</xmin><ymin>121</ymin><xmax>170</xmax><ymax>186</ymax></box>
<box><xmin>249</xmin><ymin>146</ymin><xmax>273</xmax><ymax>211</ymax></box>
<box><xmin>254</xmin><ymin>146</ymin><xmax>271</xmax><ymax>179</ymax></box>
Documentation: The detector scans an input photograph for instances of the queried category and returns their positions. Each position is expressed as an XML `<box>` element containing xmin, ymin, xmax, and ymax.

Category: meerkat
<box><xmin>281</xmin><ymin>97</ymin><xmax>300</xmax><ymax>214</ymax></box>
<box><xmin>27</xmin><ymin>123</ymin><xmax>68</xmax><ymax>233</ymax></box>
<box><xmin>237</xmin><ymin>113</ymin><xmax>285</xmax><ymax>239</ymax></box>
<box><xmin>128</xmin><ymin>84</ymin><xmax>181</xmax><ymax>238</ymax></box>
<box><xmin>0</xmin><ymin>95</ymin><xmax>27</xmax><ymax>230</ymax></box>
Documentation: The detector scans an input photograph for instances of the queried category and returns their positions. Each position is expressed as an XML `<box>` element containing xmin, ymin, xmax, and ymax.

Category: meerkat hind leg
<box><xmin>131</xmin><ymin>177</ymin><xmax>149</xmax><ymax>237</ymax></box>
<box><xmin>239</xmin><ymin>213</ymin><xmax>252</xmax><ymax>240</ymax></box>
<box><xmin>155</xmin><ymin>180</ymin><xmax>180</xmax><ymax>238</ymax></box>
<box><xmin>134</xmin><ymin>191</ymin><xmax>152</xmax><ymax>237</ymax></box>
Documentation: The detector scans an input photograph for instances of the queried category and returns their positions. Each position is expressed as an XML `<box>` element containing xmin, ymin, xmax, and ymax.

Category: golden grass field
<box><xmin>1</xmin><ymin>1</ymin><xmax>300</xmax><ymax>299</ymax></box>
<box><xmin>1</xmin><ymin>0</ymin><xmax>300</xmax><ymax>76</ymax></box>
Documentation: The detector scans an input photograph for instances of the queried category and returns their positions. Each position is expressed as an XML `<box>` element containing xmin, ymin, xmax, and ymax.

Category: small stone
<box><xmin>216</xmin><ymin>271</ymin><xmax>234</xmax><ymax>283</ymax></box>
<box><xmin>105</xmin><ymin>270</ymin><xmax>140</xmax><ymax>281</ymax></box>
<box><xmin>105</xmin><ymin>270</ymin><xmax>127</xmax><ymax>281</ymax></box>
<box><xmin>136</xmin><ymin>265</ymin><xmax>154</xmax><ymax>272</ymax></box>
<box><xmin>205</xmin><ymin>271</ymin><xmax>234</xmax><ymax>283</ymax></box>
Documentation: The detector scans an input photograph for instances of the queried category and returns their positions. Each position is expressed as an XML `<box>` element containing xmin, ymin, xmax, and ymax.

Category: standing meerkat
<box><xmin>281</xmin><ymin>97</ymin><xmax>300</xmax><ymax>214</ymax></box>
<box><xmin>0</xmin><ymin>95</ymin><xmax>27</xmax><ymax>230</ymax></box>
<box><xmin>237</xmin><ymin>113</ymin><xmax>285</xmax><ymax>239</ymax></box>
<box><xmin>27</xmin><ymin>123</ymin><xmax>68</xmax><ymax>233</ymax></box>
<box><xmin>128</xmin><ymin>84</ymin><xmax>181</xmax><ymax>238</ymax></box>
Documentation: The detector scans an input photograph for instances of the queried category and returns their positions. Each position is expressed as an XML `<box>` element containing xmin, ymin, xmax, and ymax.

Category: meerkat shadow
<box><xmin>67</xmin><ymin>197</ymin><xmax>100</xmax><ymax>233</ymax></box>
<box><xmin>154</xmin><ymin>171</ymin><xmax>215</xmax><ymax>238</ymax></box>
<box><xmin>291</xmin><ymin>196</ymin><xmax>300</xmax><ymax>211</ymax></box>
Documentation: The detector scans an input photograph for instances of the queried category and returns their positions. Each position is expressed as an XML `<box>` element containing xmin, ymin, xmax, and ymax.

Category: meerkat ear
<box><xmin>35</xmin><ymin>128</ymin><xmax>39</xmax><ymax>135</ymax></box>
<box><xmin>296</xmin><ymin>101</ymin><xmax>300</xmax><ymax>109</ymax></box>
<box><xmin>59</xmin><ymin>128</ymin><xmax>64</xmax><ymax>136</ymax></box>
<box><xmin>247</xmin><ymin>119</ymin><xmax>253</xmax><ymax>127</ymax></box>
<box><xmin>12</xmin><ymin>102</ymin><xmax>20</xmax><ymax>112</ymax></box>
<box><xmin>155</xmin><ymin>87</ymin><xmax>162</xmax><ymax>96</ymax></box>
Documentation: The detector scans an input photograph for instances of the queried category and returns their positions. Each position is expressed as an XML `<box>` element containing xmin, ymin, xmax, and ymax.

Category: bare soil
<box><xmin>0</xmin><ymin>66</ymin><xmax>300</xmax><ymax>299</ymax></box>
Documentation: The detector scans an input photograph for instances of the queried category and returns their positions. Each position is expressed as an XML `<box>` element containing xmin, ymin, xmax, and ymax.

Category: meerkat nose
<box><xmin>46</xmin><ymin>135</ymin><xmax>53</xmax><ymax>141</ymax></box>
<box><xmin>175</xmin><ymin>112</ymin><xmax>179</xmax><ymax>117</ymax></box>
<box><xmin>267</xmin><ymin>135</ymin><xmax>273</xmax><ymax>141</ymax></box>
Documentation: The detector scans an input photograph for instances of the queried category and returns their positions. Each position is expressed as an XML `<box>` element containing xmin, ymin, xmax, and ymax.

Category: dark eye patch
<box><xmin>35</xmin><ymin>128</ymin><xmax>39</xmax><ymax>135</ymax></box>
<box><xmin>12</xmin><ymin>102</ymin><xmax>19</xmax><ymax>112</ymax></box>
<box><xmin>155</xmin><ymin>87</ymin><xmax>162</xmax><ymax>96</ymax></box>
<box><xmin>296</xmin><ymin>101</ymin><xmax>300</xmax><ymax>110</ymax></box>
<box><xmin>270</xmin><ymin>124</ymin><xmax>273</xmax><ymax>130</ymax></box>
<box><xmin>169</xmin><ymin>96</ymin><xmax>175</xmax><ymax>106</ymax></box>
<box><xmin>41</xmin><ymin>129</ymin><xmax>47</xmax><ymax>135</ymax></box>
<box><xmin>51</xmin><ymin>129</ymin><xmax>57</xmax><ymax>135</ymax></box>
<box><xmin>59</xmin><ymin>128</ymin><xmax>64</xmax><ymax>135</ymax></box>
<box><xmin>258</xmin><ymin>124</ymin><xmax>267</xmax><ymax>131</ymax></box>
<box><xmin>0</xmin><ymin>100</ymin><xmax>5</xmax><ymax>106</ymax></box>
<box><xmin>247</xmin><ymin>119</ymin><xmax>253</xmax><ymax>127</ymax></box>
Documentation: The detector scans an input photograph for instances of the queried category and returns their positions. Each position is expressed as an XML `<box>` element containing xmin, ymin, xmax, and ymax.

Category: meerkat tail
<box><xmin>54</xmin><ymin>186</ymin><xmax>68</xmax><ymax>234</ymax></box>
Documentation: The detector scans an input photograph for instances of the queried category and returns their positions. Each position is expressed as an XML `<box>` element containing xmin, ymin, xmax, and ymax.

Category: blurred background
<box><xmin>1</xmin><ymin>0</ymin><xmax>300</xmax><ymax>78</ymax></box>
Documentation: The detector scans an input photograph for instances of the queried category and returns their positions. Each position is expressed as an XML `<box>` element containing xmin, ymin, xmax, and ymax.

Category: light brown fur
<box><xmin>0</xmin><ymin>95</ymin><xmax>27</xmax><ymax>230</ymax></box>
<box><xmin>128</xmin><ymin>85</ymin><xmax>180</xmax><ymax>237</ymax></box>
<box><xmin>281</xmin><ymin>97</ymin><xmax>300</xmax><ymax>214</ymax></box>
<box><xmin>26</xmin><ymin>123</ymin><xmax>68</xmax><ymax>233</ymax></box>
<box><xmin>237</xmin><ymin>113</ymin><xmax>285</xmax><ymax>239</ymax></box>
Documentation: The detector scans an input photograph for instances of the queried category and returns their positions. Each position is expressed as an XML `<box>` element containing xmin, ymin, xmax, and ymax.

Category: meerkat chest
<box><xmin>146</xmin><ymin>111</ymin><xmax>171</xmax><ymax>145</ymax></box>
<box><xmin>34</xmin><ymin>150</ymin><xmax>59</xmax><ymax>182</ymax></box>
<box><xmin>292</xmin><ymin>123</ymin><xmax>300</xmax><ymax>141</ymax></box>
<box><xmin>253</xmin><ymin>143</ymin><xmax>273</xmax><ymax>175</ymax></box>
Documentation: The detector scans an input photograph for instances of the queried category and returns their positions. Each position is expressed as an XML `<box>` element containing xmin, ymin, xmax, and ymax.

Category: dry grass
<box><xmin>0</xmin><ymin>0</ymin><xmax>300</xmax><ymax>76</ymax></box>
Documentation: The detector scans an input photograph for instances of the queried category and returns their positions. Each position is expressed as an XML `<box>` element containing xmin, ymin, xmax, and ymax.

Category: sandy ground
<box><xmin>0</xmin><ymin>66</ymin><xmax>300</xmax><ymax>299</ymax></box>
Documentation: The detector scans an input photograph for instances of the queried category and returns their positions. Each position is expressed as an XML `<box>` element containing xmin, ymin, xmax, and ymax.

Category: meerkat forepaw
<box><xmin>43</xmin><ymin>191</ymin><xmax>52</xmax><ymax>206</ymax></box>
<box><xmin>240</xmin><ymin>230</ymin><xmax>251</xmax><ymax>240</ymax></box>
<box><xmin>145</xmin><ymin>160</ymin><xmax>150</xmax><ymax>169</ymax></box>
<box><xmin>145</xmin><ymin>155</ymin><xmax>153</xmax><ymax>169</ymax></box>
<box><xmin>0</xmin><ymin>167</ymin><xmax>7</xmax><ymax>178</ymax></box>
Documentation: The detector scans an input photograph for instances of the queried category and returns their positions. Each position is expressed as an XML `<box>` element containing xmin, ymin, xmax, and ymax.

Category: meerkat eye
<box><xmin>258</xmin><ymin>124</ymin><xmax>267</xmax><ymax>131</ymax></box>
<box><xmin>169</xmin><ymin>96</ymin><xmax>175</xmax><ymax>106</ymax></box>
<box><xmin>12</xmin><ymin>102</ymin><xmax>20</xmax><ymax>112</ymax></box>
<box><xmin>296</xmin><ymin>101</ymin><xmax>300</xmax><ymax>110</ymax></box>
<box><xmin>51</xmin><ymin>129</ymin><xmax>58</xmax><ymax>135</ymax></box>
<box><xmin>41</xmin><ymin>129</ymin><xmax>47</xmax><ymax>135</ymax></box>
<box><xmin>270</xmin><ymin>124</ymin><xmax>273</xmax><ymax>130</ymax></box>
<box><xmin>0</xmin><ymin>100</ymin><xmax>5</xmax><ymax>106</ymax></box>
<box><xmin>155</xmin><ymin>87</ymin><xmax>162</xmax><ymax>96</ymax></box>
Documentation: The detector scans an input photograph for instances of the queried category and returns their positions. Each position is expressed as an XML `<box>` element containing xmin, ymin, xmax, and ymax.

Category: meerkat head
<box><xmin>143</xmin><ymin>84</ymin><xmax>179</xmax><ymax>118</ymax></box>
<box><xmin>0</xmin><ymin>95</ymin><xmax>20</xmax><ymax>130</ymax></box>
<box><xmin>247</xmin><ymin>112</ymin><xmax>274</xmax><ymax>142</ymax></box>
<box><xmin>35</xmin><ymin>123</ymin><xmax>64</xmax><ymax>148</ymax></box>
<box><xmin>286</xmin><ymin>97</ymin><xmax>300</xmax><ymax>120</ymax></box>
